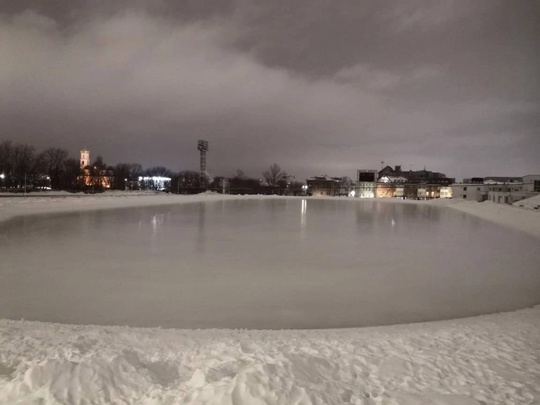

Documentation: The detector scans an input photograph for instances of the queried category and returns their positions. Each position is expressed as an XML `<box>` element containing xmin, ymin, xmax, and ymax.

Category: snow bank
<box><xmin>428</xmin><ymin>197</ymin><xmax>540</xmax><ymax>239</ymax></box>
<box><xmin>1</xmin><ymin>193</ymin><xmax>539</xmax><ymax>404</ymax></box>
<box><xmin>1</xmin><ymin>307</ymin><xmax>539</xmax><ymax>404</ymax></box>
<box><xmin>513</xmin><ymin>194</ymin><xmax>540</xmax><ymax>211</ymax></box>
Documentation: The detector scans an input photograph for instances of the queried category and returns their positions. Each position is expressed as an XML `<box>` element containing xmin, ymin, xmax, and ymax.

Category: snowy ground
<box><xmin>513</xmin><ymin>194</ymin><xmax>540</xmax><ymax>211</ymax></box>
<box><xmin>1</xmin><ymin>192</ymin><xmax>539</xmax><ymax>404</ymax></box>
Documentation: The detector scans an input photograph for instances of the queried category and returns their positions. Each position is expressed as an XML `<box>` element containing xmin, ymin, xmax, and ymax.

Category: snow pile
<box><xmin>429</xmin><ymin>197</ymin><xmax>540</xmax><ymax>239</ymax></box>
<box><xmin>513</xmin><ymin>194</ymin><xmax>540</xmax><ymax>211</ymax></box>
<box><xmin>1</xmin><ymin>307</ymin><xmax>539</xmax><ymax>404</ymax></box>
<box><xmin>1</xmin><ymin>193</ymin><xmax>539</xmax><ymax>404</ymax></box>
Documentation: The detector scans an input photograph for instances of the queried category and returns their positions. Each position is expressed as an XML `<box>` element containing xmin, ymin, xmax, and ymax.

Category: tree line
<box><xmin>0</xmin><ymin>140</ymin><xmax>304</xmax><ymax>195</ymax></box>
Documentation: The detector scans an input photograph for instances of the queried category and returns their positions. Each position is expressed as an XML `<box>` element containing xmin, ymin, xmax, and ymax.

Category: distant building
<box><xmin>417</xmin><ymin>185</ymin><xmax>444</xmax><ymax>199</ymax></box>
<box><xmin>440</xmin><ymin>187</ymin><xmax>452</xmax><ymax>199</ymax></box>
<box><xmin>80</xmin><ymin>148</ymin><xmax>90</xmax><ymax>170</ymax></box>
<box><xmin>452</xmin><ymin>183</ymin><xmax>490</xmax><ymax>202</ymax></box>
<box><xmin>379</xmin><ymin>175</ymin><xmax>407</xmax><ymax>184</ymax></box>
<box><xmin>484</xmin><ymin>176</ymin><xmax>522</xmax><ymax>184</ymax></box>
<box><xmin>452</xmin><ymin>175</ymin><xmax>540</xmax><ymax>204</ymax></box>
<box><xmin>522</xmin><ymin>175</ymin><xmax>540</xmax><ymax>193</ymax></box>
<box><xmin>462</xmin><ymin>177</ymin><xmax>485</xmax><ymax>184</ymax></box>
<box><xmin>138</xmin><ymin>176</ymin><xmax>171</xmax><ymax>191</ymax></box>
<box><xmin>376</xmin><ymin>175</ymin><xmax>406</xmax><ymax>198</ymax></box>
<box><xmin>487</xmin><ymin>183</ymin><xmax>525</xmax><ymax>204</ymax></box>
<box><xmin>404</xmin><ymin>169</ymin><xmax>454</xmax><ymax>186</ymax></box>
<box><xmin>487</xmin><ymin>175</ymin><xmax>539</xmax><ymax>204</ymax></box>
<box><xmin>306</xmin><ymin>176</ymin><xmax>342</xmax><ymax>196</ymax></box>
<box><xmin>78</xmin><ymin>149</ymin><xmax>113</xmax><ymax>190</ymax></box>
<box><xmin>374</xmin><ymin>165</ymin><xmax>454</xmax><ymax>199</ymax></box>
<box><xmin>355</xmin><ymin>170</ymin><xmax>377</xmax><ymax>198</ymax></box>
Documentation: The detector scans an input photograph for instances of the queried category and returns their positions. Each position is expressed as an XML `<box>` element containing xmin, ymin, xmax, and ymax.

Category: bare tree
<box><xmin>60</xmin><ymin>158</ymin><xmax>80</xmax><ymax>191</ymax></box>
<box><xmin>113</xmin><ymin>163</ymin><xmax>131</xmax><ymax>190</ymax></box>
<box><xmin>39</xmin><ymin>148</ymin><xmax>68</xmax><ymax>189</ymax></box>
<box><xmin>128</xmin><ymin>163</ymin><xmax>143</xmax><ymax>181</ymax></box>
<box><xmin>341</xmin><ymin>176</ymin><xmax>354</xmax><ymax>195</ymax></box>
<box><xmin>0</xmin><ymin>140</ymin><xmax>13</xmax><ymax>187</ymax></box>
<box><xmin>92</xmin><ymin>155</ymin><xmax>106</xmax><ymax>170</ymax></box>
<box><xmin>12</xmin><ymin>143</ymin><xmax>36</xmax><ymax>189</ymax></box>
<box><xmin>263</xmin><ymin>163</ymin><xmax>287</xmax><ymax>187</ymax></box>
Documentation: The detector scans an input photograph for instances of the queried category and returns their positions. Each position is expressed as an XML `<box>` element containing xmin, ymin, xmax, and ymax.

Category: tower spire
<box><xmin>80</xmin><ymin>148</ymin><xmax>90</xmax><ymax>170</ymax></box>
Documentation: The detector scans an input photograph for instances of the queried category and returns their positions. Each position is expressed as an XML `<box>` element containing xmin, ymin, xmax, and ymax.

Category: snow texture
<box><xmin>513</xmin><ymin>194</ymin><xmax>540</xmax><ymax>212</ymax></box>
<box><xmin>1</xmin><ymin>192</ymin><xmax>539</xmax><ymax>404</ymax></box>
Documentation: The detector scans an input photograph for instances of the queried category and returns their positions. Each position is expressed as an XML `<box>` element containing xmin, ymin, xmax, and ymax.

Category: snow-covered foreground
<box><xmin>1</xmin><ymin>306</ymin><xmax>539</xmax><ymax>405</ymax></box>
<box><xmin>1</xmin><ymin>192</ymin><xmax>539</xmax><ymax>404</ymax></box>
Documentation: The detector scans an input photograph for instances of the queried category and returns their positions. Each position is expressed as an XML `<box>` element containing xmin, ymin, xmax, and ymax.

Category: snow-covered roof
<box><xmin>379</xmin><ymin>175</ymin><xmax>407</xmax><ymax>183</ymax></box>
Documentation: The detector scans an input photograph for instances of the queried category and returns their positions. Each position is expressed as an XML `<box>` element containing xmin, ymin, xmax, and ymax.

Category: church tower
<box><xmin>80</xmin><ymin>148</ymin><xmax>90</xmax><ymax>170</ymax></box>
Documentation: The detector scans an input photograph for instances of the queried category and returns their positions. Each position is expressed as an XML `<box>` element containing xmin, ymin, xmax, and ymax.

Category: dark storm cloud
<box><xmin>1</xmin><ymin>0</ymin><xmax>538</xmax><ymax>180</ymax></box>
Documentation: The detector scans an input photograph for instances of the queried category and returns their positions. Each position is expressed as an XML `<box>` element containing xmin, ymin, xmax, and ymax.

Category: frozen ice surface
<box><xmin>1</xmin><ymin>197</ymin><xmax>539</xmax><ymax>329</ymax></box>
<box><xmin>1</xmin><ymin>192</ymin><xmax>539</xmax><ymax>404</ymax></box>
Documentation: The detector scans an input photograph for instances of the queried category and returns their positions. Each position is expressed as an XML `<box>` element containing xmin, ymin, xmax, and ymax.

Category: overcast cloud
<box><xmin>1</xmin><ymin>0</ymin><xmax>538</xmax><ymax>180</ymax></box>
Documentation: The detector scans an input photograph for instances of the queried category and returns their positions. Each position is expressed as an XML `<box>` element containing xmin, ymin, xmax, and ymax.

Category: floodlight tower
<box><xmin>197</xmin><ymin>140</ymin><xmax>209</xmax><ymax>189</ymax></box>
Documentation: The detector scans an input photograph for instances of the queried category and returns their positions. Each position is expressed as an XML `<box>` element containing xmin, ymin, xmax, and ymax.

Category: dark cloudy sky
<box><xmin>1</xmin><ymin>0</ymin><xmax>539</xmax><ymax>180</ymax></box>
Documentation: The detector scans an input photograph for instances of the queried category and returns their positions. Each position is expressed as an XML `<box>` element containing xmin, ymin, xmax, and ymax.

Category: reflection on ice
<box><xmin>301</xmin><ymin>199</ymin><xmax>307</xmax><ymax>228</ymax></box>
<box><xmin>197</xmin><ymin>202</ymin><xmax>206</xmax><ymax>254</ymax></box>
<box><xmin>1</xmin><ymin>199</ymin><xmax>539</xmax><ymax>329</ymax></box>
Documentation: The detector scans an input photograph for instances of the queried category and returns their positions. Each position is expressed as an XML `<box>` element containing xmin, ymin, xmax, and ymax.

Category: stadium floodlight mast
<box><xmin>197</xmin><ymin>140</ymin><xmax>209</xmax><ymax>189</ymax></box>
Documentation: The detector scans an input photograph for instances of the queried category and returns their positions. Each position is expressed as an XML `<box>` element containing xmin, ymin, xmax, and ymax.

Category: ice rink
<box><xmin>2</xmin><ymin>198</ymin><xmax>539</xmax><ymax>329</ymax></box>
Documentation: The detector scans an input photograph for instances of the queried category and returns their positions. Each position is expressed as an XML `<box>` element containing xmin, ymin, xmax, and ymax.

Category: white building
<box><xmin>522</xmin><ymin>175</ymin><xmax>540</xmax><ymax>193</ymax></box>
<box><xmin>80</xmin><ymin>148</ymin><xmax>90</xmax><ymax>169</ymax></box>
<box><xmin>440</xmin><ymin>187</ymin><xmax>452</xmax><ymax>199</ymax></box>
<box><xmin>488</xmin><ymin>175</ymin><xmax>540</xmax><ymax>204</ymax></box>
<box><xmin>356</xmin><ymin>170</ymin><xmax>377</xmax><ymax>198</ymax></box>
<box><xmin>488</xmin><ymin>183</ymin><xmax>525</xmax><ymax>204</ymax></box>
<box><xmin>138</xmin><ymin>176</ymin><xmax>171</xmax><ymax>191</ymax></box>
<box><xmin>356</xmin><ymin>182</ymin><xmax>376</xmax><ymax>198</ymax></box>
<box><xmin>451</xmin><ymin>183</ymin><xmax>489</xmax><ymax>202</ymax></box>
